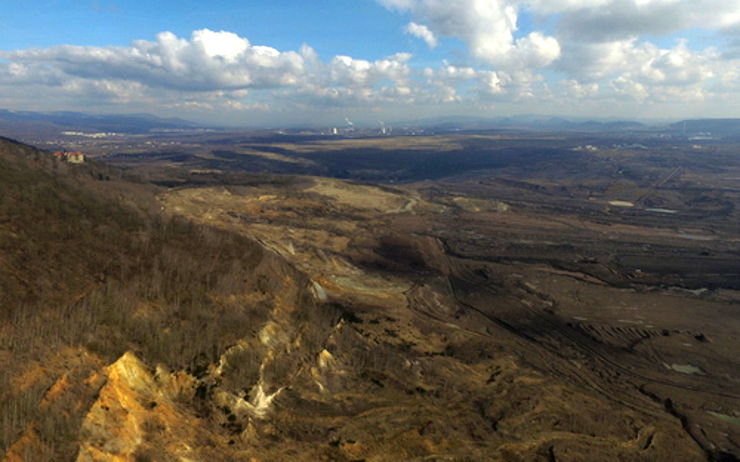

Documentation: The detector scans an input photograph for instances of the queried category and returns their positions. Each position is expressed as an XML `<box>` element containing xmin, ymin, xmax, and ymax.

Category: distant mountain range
<box><xmin>407</xmin><ymin>115</ymin><xmax>740</xmax><ymax>137</ymax></box>
<box><xmin>0</xmin><ymin>109</ymin><xmax>201</xmax><ymax>134</ymax></box>
<box><xmin>412</xmin><ymin>116</ymin><xmax>647</xmax><ymax>132</ymax></box>
<box><xmin>668</xmin><ymin>118</ymin><xmax>740</xmax><ymax>137</ymax></box>
<box><xmin>0</xmin><ymin>108</ymin><xmax>738</xmax><ymax>138</ymax></box>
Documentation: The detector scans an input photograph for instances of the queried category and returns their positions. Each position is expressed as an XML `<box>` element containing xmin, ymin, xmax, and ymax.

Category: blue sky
<box><xmin>2</xmin><ymin>1</ymin><xmax>415</xmax><ymax>60</ymax></box>
<box><xmin>1</xmin><ymin>0</ymin><xmax>739</xmax><ymax>125</ymax></box>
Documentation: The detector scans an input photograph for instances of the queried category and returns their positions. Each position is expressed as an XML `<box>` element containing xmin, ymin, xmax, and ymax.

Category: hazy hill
<box><xmin>0</xmin><ymin>110</ymin><xmax>199</xmax><ymax>134</ymax></box>
<box><xmin>409</xmin><ymin>115</ymin><xmax>646</xmax><ymax>132</ymax></box>
<box><xmin>671</xmin><ymin>118</ymin><xmax>740</xmax><ymax>138</ymax></box>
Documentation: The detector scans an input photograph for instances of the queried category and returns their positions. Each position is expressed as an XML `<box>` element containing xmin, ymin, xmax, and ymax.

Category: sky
<box><xmin>1</xmin><ymin>0</ymin><xmax>739</xmax><ymax>126</ymax></box>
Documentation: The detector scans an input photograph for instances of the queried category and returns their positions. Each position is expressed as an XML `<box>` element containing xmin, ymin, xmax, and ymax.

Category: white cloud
<box><xmin>192</xmin><ymin>29</ymin><xmax>249</xmax><ymax>62</ymax></box>
<box><xmin>324</xmin><ymin>53</ymin><xmax>412</xmax><ymax>96</ymax></box>
<box><xmin>378</xmin><ymin>0</ymin><xmax>561</xmax><ymax>68</ymax></box>
<box><xmin>376</xmin><ymin>0</ymin><xmax>740</xmax><ymax>113</ymax></box>
<box><xmin>2</xmin><ymin>4</ymin><xmax>740</xmax><ymax>123</ymax></box>
<box><xmin>405</xmin><ymin>22</ymin><xmax>438</xmax><ymax>48</ymax></box>
<box><xmin>479</xmin><ymin>70</ymin><xmax>507</xmax><ymax>96</ymax></box>
<box><xmin>560</xmin><ymin>79</ymin><xmax>600</xmax><ymax>99</ymax></box>
<box><xmin>0</xmin><ymin>28</ymin><xmax>427</xmax><ymax>117</ymax></box>
<box><xmin>610</xmin><ymin>76</ymin><xmax>649</xmax><ymax>101</ymax></box>
<box><xmin>551</xmin><ymin>0</ymin><xmax>740</xmax><ymax>42</ymax></box>
<box><xmin>514</xmin><ymin>32</ymin><xmax>561</xmax><ymax>68</ymax></box>
<box><xmin>560</xmin><ymin>37</ymin><xmax>719</xmax><ymax>89</ymax></box>
<box><xmin>420</xmin><ymin>63</ymin><xmax>548</xmax><ymax>103</ymax></box>
<box><xmin>1</xmin><ymin>29</ymin><xmax>307</xmax><ymax>92</ymax></box>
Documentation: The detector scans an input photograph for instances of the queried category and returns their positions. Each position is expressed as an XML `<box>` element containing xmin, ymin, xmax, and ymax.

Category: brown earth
<box><xmin>1</xmin><ymin>135</ymin><xmax>738</xmax><ymax>461</ymax></box>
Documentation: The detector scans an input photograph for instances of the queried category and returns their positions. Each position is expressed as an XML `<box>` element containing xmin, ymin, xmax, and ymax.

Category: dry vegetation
<box><xmin>1</xmin><ymin>134</ymin><xmax>738</xmax><ymax>461</ymax></box>
<box><xmin>0</xmin><ymin>141</ymin><xmax>298</xmax><ymax>458</ymax></box>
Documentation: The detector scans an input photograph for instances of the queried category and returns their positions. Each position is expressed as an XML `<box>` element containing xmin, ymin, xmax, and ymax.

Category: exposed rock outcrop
<box><xmin>77</xmin><ymin>352</ymin><xmax>200</xmax><ymax>462</ymax></box>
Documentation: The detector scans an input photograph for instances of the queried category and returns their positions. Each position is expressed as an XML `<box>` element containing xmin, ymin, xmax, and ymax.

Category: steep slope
<box><xmin>0</xmin><ymin>138</ymin><xmax>334</xmax><ymax>460</ymax></box>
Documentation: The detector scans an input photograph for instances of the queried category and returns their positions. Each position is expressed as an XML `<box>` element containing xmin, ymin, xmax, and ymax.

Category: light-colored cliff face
<box><xmin>77</xmin><ymin>352</ymin><xmax>208</xmax><ymax>462</ymax></box>
<box><xmin>62</xmin><ymin>238</ymin><xmax>344</xmax><ymax>461</ymax></box>
<box><xmin>71</xmin><ymin>253</ymin><xmax>324</xmax><ymax>461</ymax></box>
<box><xmin>77</xmin><ymin>353</ymin><xmax>163</xmax><ymax>461</ymax></box>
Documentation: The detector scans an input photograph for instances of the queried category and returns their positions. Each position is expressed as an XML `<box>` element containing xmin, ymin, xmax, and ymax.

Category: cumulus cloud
<box><xmin>2</xmin><ymin>0</ymin><xmax>740</xmax><ymax>123</ymax></box>
<box><xmin>558</xmin><ymin>37</ymin><xmax>719</xmax><ymax>92</ymax></box>
<box><xmin>378</xmin><ymin>0</ymin><xmax>561</xmax><ymax>68</ymax></box>
<box><xmin>328</xmin><ymin>53</ymin><xmax>412</xmax><ymax>88</ymax></box>
<box><xmin>0</xmin><ymin>29</ymin><xmax>394</xmax><ymax>114</ymax></box>
<box><xmin>0</xmin><ymin>29</ymin><xmax>428</xmax><ymax>117</ymax></box>
<box><xmin>376</xmin><ymin>0</ymin><xmax>740</xmax><ymax>75</ymax></box>
<box><xmin>405</xmin><ymin>22</ymin><xmax>438</xmax><ymax>48</ymax></box>
<box><xmin>376</xmin><ymin>0</ymin><xmax>740</xmax><ymax>112</ymax></box>
<box><xmin>610</xmin><ymin>76</ymin><xmax>649</xmax><ymax>101</ymax></box>
<box><xmin>524</xmin><ymin>0</ymin><xmax>738</xmax><ymax>105</ymax></box>
<box><xmin>1</xmin><ymin>29</ymin><xmax>307</xmax><ymax>92</ymax></box>
<box><xmin>551</xmin><ymin>0</ymin><xmax>740</xmax><ymax>42</ymax></box>
<box><xmin>420</xmin><ymin>63</ymin><xmax>548</xmax><ymax>103</ymax></box>
<box><xmin>560</xmin><ymin>79</ymin><xmax>600</xmax><ymax>99</ymax></box>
